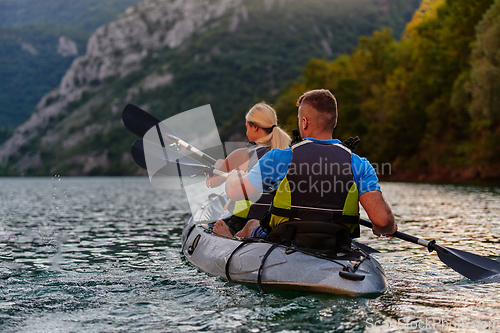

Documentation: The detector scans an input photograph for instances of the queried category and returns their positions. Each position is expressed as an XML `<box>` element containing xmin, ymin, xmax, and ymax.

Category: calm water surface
<box><xmin>1</xmin><ymin>177</ymin><xmax>500</xmax><ymax>332</ymax></box>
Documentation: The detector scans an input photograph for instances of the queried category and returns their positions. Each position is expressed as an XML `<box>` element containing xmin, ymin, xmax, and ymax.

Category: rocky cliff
<box><xmin>0</xmin><ymin>0</ymin><xmax>420</xmax><ymax>176</ymax></box>
<box><xmin>0</xmin><ymin>0</ymin><xmax>244</xmax><ymax>174</ymax></box>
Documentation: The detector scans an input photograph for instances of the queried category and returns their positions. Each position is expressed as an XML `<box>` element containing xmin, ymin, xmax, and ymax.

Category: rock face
<box><xmin>69</xmin><ymin>0</ymin><xmax>242</xmax><ymax>87</ymax></box>
<box><xmin>0</xmin><ymin>0</ymin><xmax>243</xmax><ymax>169</ymax></box>
<box><xmin>21</xmin><ymin>42</ymin><xmax>39</xmax><ymax>55</ymax></box>
<box><xmin>57</xmin><ymin>36</ymin><xmax>78</xmax><ymax>57</ymax></box>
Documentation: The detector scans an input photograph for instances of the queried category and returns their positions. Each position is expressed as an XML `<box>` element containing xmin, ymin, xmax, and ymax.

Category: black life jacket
<box><xmin>263</xmin><ymin>140</ymin><xmax>360</xmax><ymax>237</ymax></box>
<box><xmin>227</xmin><ymin>145</ymin><xmax>272</xmax><ymax>220</ymax></box>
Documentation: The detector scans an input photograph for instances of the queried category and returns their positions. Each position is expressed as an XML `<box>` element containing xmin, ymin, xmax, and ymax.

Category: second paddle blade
<box><xmin>435</xmin><ymin>245</ymin><xmax>500</xmax><ymax>281</ymax></box>
<box><xmin>122</xmin><ymin>104</ymin><xmax>161</xmax><ymax>138</ymax></box>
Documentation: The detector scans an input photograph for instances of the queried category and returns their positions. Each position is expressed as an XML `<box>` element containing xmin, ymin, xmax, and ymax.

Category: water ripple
<box><xmin>1</xmin><ymin>178</ymin><xmax>500</xmax><ymax>332</ymax></box>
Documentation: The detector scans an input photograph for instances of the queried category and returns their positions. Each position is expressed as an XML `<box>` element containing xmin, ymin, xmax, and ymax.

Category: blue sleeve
<box><xmin>247</xmin><ymin>160</ymin><xmax>264</xmax><ymax>192</ymax></box>
<box><xmin>351</xmin><ymin>154</ymin><xmax>380</xmax><ymax>195</ymax></box>
<box><xmin>247</xmin><ymin>148</ymin><xmax>292</xmax><ymax>192</ymax></box>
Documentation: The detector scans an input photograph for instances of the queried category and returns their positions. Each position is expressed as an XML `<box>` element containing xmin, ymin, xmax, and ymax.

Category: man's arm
<box><xmin>359</xmin><ymin>190</ymin><xmax>397</xmax><ymax>236</ymax></box>
<box><xmin>225</xmin><ymin>170</ymin><xmax>260</xmax><ymax>201</ymax></box>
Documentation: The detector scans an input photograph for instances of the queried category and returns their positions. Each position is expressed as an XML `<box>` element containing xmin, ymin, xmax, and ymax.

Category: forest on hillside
<box><xmin>0</xmin><ymin>23</ymin><xmax>88</xmax><ymax>128</ymax></box>
<box><xmin>0</xmin><ymin>0</ymin><xmax>143</xmax><ymax>137</ymax></box>
<box><xmin>274</xmin><ymin>0</ymin><xmax>500</xmax><ymax>182</ymax></box>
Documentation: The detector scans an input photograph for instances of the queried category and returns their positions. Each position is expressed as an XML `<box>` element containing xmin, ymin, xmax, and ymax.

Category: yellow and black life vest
<box><xmin>227</xmin><ymin>145</ymin><xmax>272</xmax><ymax>220</ymax></box>
<box><xmin>264</xmin><ymin>140</ymin><xmax>360</xmax><ymax>237</ymax></box>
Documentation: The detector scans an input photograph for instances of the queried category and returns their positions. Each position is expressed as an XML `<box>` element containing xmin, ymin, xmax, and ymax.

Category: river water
<box><xmin>0</xmin><ymin>177</ymin><xmax>499</xmax><ymax>332</ymax></box>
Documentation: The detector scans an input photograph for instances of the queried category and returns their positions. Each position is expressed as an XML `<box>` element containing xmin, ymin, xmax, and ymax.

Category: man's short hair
<box><xmin>296</xmin><ymin>89</ymin><xmax>337</xmax><ymax>131</ymax></box>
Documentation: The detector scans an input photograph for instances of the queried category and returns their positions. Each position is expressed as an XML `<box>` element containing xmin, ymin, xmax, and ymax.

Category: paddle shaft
<box><xmin>167</xmin><ymin>134</ymin><xmax>218</xmax><ymax>165</ymax></box>
<box><xmin>123</xmin><ymin>104</ymin><xmax>217</xmax><ymax>165</ymax></box>
<box><xmin>213</xmin><ymin>169</ymin><xmax>228</xmax><ymax>178</ymax></box>
<box><xmin>360</xmin><ymin>218</ymin><xmax>500</xmax><ymax>281</ymax></box>
<box><xmin>359</xmin><ymin>219</ymin><xmax>433</xmax><ymax>250</ymax></box>
<box><xmin>155</xmin><ymin>123</ymin><xmax>217</xmax><ymax>164</ymax></box>
<box><xmin>133</xmin><ymin>138</ymin><xmax>227</xmax><ymax>177</ymax></box>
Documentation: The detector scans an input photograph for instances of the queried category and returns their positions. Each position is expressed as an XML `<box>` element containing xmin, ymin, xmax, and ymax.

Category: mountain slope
<box><xmin>0</xmin><ymin>0</ymin><xmax>145</xmax><ymax>133</ymax></box>
<box><xmin>0</xmin><ymin>23</ymin><xmax>88</xmax><ymax>129</ymax></box>
<box><xmin>0</xmin><ymin>0</ymin><xmax>420</xmax><ymax>176</ymax></box>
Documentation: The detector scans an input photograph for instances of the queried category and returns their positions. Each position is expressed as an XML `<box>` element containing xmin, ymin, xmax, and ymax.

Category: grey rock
<box><xmin>57</xmin><ymin>36</ymin><xmax>78</xmax><ymax>57</ymax></box>
<box><xmin>0</xmin><ymin>0</ymin><xmax>243</xmax><ymax>168</ymax></box>
<box><xmin>21</xmin><ymin>42</ymin><xmax>39</xmax><ymax>55</ymax></box>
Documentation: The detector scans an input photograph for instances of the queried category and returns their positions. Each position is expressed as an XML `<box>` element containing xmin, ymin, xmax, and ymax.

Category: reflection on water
<box><xmin>0</xmin><ymin>178</ymin><xmax>499</xmax><ymax>332</ymax></box>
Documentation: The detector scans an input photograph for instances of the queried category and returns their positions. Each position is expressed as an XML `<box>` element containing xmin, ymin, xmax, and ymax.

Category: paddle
<box><xmin>131</xmin><ymin>138</ymin><xmax>227</xmax><ymax>178</ymax></box>
<box><xmin>122</xmin><ymin>103</ymin><xmax>163</xmax><ymax>138</ymax></box>
<box><xmin>122</xmin><ymin>104</ymin><xmax>217</xmax><ymax>164</ymax></box>
<box><xmin>359</xmin><ymin>218</ymin><xmax>500</xmax><ymax>281</ymax></box>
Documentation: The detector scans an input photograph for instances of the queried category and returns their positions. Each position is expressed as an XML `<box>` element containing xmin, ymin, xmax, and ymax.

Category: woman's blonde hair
<box><xmin>245</xmin><ymin>102</ymin><xmax>291</xmax><ymax>149</ymax></box>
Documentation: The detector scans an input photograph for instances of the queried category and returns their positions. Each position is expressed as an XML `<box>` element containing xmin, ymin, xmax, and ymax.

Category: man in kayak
<box><xmin>213</xmin><ymin>89</ymin><xmax>397</xmax><ymax>239</ymax></box>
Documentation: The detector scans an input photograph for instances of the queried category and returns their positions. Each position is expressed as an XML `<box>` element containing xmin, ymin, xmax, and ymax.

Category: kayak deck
<box><xmin>181</xmin><ymin>195</ymin><xmax>388</xmax><ymax>296</ymax></box>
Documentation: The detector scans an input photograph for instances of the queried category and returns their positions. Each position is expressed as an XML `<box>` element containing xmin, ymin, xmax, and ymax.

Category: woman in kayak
<box><xmin>208</xmin><ymin>102</ymin><xmax>291</xmax><ymax>236</ymax></box>
<box><xmin>206</xmin><ymin>102</ymin><xmax>290</xmax><ymax>188</ymax></box>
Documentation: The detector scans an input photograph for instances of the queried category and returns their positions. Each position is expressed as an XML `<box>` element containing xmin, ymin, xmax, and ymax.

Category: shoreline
<box><xmin>380</xmin><ymin>166</ymin><xmax>500</xmax><ymax>186</ymax></box>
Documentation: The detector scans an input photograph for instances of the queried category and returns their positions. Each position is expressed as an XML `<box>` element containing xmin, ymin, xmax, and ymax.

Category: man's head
<box><xmin>296</xmin><ymin>89</ymin><xmax>337</xmax><ymax>139</ymax></box>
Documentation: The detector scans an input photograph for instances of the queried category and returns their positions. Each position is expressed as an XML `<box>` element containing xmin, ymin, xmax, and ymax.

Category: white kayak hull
<box><xmin>181</xmin><ymin>195</ymin><xmax>388</xmax><ymax>296</ymax></box>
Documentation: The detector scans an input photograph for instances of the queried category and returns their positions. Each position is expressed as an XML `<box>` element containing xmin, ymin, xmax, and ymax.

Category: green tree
<box><xmin>462</xmin><ymin>0</ymin><xmax>500</xmax><ymax>164</ymax></box>
<box><xmin>275</xmin><ymin>0</ymin><xmax>500</xmax><ymax>178</ymax></box>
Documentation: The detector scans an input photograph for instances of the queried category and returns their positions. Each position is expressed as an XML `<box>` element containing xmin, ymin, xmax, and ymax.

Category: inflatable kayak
<box><xmin>181</xmin><ymin>194</ymin><xmax>388</xmax><ymax>296</ymax></box>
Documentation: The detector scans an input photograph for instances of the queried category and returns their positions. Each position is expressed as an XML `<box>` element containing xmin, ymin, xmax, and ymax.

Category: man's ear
<box><xmin>302</xmin><ymin>117</ymin><xmax>308</xmax><ymax>130</ymax></box>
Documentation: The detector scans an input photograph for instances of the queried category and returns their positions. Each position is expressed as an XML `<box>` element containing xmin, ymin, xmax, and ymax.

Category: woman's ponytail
<box><xmin>246</xmin><ymin>102</ymin><xmax>291</xmax><ymax>149</ymax></box>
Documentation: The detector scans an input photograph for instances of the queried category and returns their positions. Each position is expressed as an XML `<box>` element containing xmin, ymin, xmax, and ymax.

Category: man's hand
<box><xmin>359</xmin><ymin>190</ymin><xmax>397</xmax><ymax>237</ymax></box>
